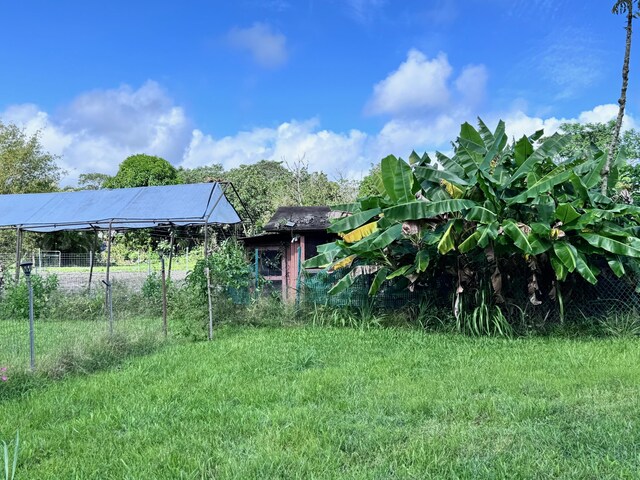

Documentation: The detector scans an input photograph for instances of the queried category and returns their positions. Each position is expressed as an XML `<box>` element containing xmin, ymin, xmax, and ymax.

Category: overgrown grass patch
<box><xmin>1</xmin><ymin>327</ymin><xmax>639</xmax><ymax>478</ymax></box>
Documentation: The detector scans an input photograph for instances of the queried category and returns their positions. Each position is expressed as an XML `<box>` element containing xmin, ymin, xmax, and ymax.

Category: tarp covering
<box><xmin>0</xmin><ymin>183</ymin><xmax>242</xmax><ymax>232</ymax></box>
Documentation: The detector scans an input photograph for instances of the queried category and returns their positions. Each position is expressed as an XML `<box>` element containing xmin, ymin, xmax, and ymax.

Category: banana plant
<box><xmin>304</xmin><ymin>119</ymin><xmax>640</xmax><ymax>315</ymax></box>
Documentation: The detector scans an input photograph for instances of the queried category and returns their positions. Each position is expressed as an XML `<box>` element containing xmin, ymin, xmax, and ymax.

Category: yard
<box><xmin>1</xmin><ymin>326</ymin><xmax>639</xmax><ymax>479</ymax></box>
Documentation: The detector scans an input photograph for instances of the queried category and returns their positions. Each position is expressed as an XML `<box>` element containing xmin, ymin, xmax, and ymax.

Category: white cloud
<box><xmin>182</xmin><ymin>119</ymin><xmax>369</xmax><ymax>178</ymax></box>
<box><xmin>1</xmin><ymin>81</ymin><xmax>191</xmax><ymax>184</ymax></box>
<box><xmin>227</xmin><ymin>23</ymin><xmax>288</xmax><ymax>69</ymax></box>
<box><xmin>367</xmin><ymin>50</ymin><xmax>453</xmax><ymax>116</ymax></box>
<box><xmin>501</xmin><ymin>104</ymin><xmax>636</xmax><ymax>141</ymax></box>
<box><xmin>455</xmin><ymin>64</ymin><xmax>488</xmax><ymax>107</ymax></box>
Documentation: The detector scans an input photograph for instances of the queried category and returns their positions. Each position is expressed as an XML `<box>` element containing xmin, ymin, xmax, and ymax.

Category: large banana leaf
<box><xmin>507</xmin><ymin>158</ymin><xmax>586</xmax><ymax>203</ymax></box>
<box><xmin>384</xmin><ymin>199</ymin><xmax>476</xmax><ymax>221</ymax></box>
<box><xmin>514</xmin><ymin>135</ymin><xmax>534</xmax><ymax>167</ymax></box>
<box><xmin>415</xmin><ymin>166</ymin><xmax>469</xmax><ymax>187</ymax></box>
<box><xmin>581</xmin><ymin>151</ymin><xmax>607</xmax><ymax>189</ymax></box>
<box><xmin>434</xmin><ymin>151</ymin><xmax>469</xmax><ymax>177</ymax></box>
<box><xmin>580</xmin><ymin>233</ymin><xmax>640</xmax><ymax>258</ymax></box>
<box><xmin>465</xmin><ymin>206</ymin><xmax>497</xmax><ymax>224</ymax></box>
<box><xmin>502</xmin><ymin>220</ymin><xmax>532</xmax><ymax>253</ymax></box>
<box><xmin>458</xmin><ymin>122</ymin><xmax>486</xmax><ymax>154</ymax></box>
<box><xmin>328</xmin><ymin>208</ymin><xmax>381</xmax><ymax>233</ymax></box>
<box><xmin>303</xmin><ymin>244</ymin><xmax>342</xmax><ymax>268</ymax></box>
<box><xmin>575</xmin><ymin>252</ymin><xmax>597</xmax><ymax>284</ymax></box>
<box><xmin>368</xmin><ymin>267</ymin><xmax>390</xmax><ymax>295</ymax></box>
<box><xmin>340</xmin><ymin>221</ymin><xmax>378</xmax><ymax>243</ymax></box>
<box><xmin>437</xmin><ymin>221</ymin><xmax>457</xmax><ymax>254</ymax></box>
<box><xmin>380</xmin><ymin>155</ymin><xmax>416</xmax><ymax>203</ymax></box>
<box><xmin>550</xmin><ymin>254</ymin><xmax>568</xmax><ymax>281</ymax></box>
<box><xmin>415</xmin><ymin>250</ymin><xmax>430</xmax><ymax>272</ymax></box>
<box><xmin>552</xmin><ymin>242</ymin><xmax>578</xmax><ymax>272</ymax></box>
<box><xmin>607</xmin><ymin>257</ymin><xmax>626</xmax><ymax>277</ymax></box>
<box><xmin>507</xmin><ymin>133</ymin><xmax>571</xmax><ymax>185</ymax></box>
<box><xmin>555</xmin><ymin>203</ymin><xmax>581</xmax><ymax>224</ymax></box>
<box><xmin>370</xmin><ymin>224</ymin><xmax>403</xmax><ymax>250</ymax></box>
<box><xmin>458</xmin><ymin>230</ymin><xmax>481</xmax><ymax>253</ymax></box>
<box><xmin>328</xmin><ymin>265</ymin><xmax>381</xmax><ymax>295</ymax></box>
<box><xmin>480</xmin><ymin>120</ymin><xmax>505</xmax><ymax>169</ymax></box>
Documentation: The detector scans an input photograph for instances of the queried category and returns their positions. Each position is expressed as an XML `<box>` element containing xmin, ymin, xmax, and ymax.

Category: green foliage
<box><xmin>77</xmin><ymin>172</ymin><xmax>111</xmax><ymax>190</ymax></box>
<box><xmin>358</xmin><ymin>164</ymin><xmax>383</xmax><ymax>198</ymax></box>
<box><xmin>0</xmin><ymin>122</ymin><xmax>62</xmax><ymax>194</ymax></box>
<box><xmin>175</xmin><ymin>240</ymin><xmax>251</xmax><ymax>338</ymax></box>
<box><xmin>105</xmin><ymin>154</ymin><xmax>180</xmax><ymax>189</ymax></box>
<box><xmin>187</xmin><ymin>239</ymin><xmax>251</xmax><ymax>297</ymax></box>
<box><xmin>307</xmin><ymin>119</ymin><xmax>640</xmax><ymax>331</ymax></box>
<box><xmin>176</xmin><ymin>164</ymin><xmax>225</xmax><ymax>184</ymax></box>
<box><xmin>1</xmin><ymin>431</ymin><xmax>19</xmax><ymax>480</ymax></box>
<box><xmin>0</xmin><ymin>274</ymin><xmax>59</xmax><ymax>320</ymax></box>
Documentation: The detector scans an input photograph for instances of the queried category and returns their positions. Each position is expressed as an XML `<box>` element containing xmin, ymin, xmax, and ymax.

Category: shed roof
<box><xmin>263</xmin><ymin>206</ymin><xmax>331</xmax><ymax>232</ymax></box>
<box><xmin>0</xmin><ymin>182</ymin><xmax>241</xmax><ymax>232</ymax></box>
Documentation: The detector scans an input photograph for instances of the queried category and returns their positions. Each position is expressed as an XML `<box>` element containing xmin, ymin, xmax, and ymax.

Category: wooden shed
<box><xmin>241</xmin><ymin>206</ymin><xmax>336</xmax><ymax>301</ymax></box>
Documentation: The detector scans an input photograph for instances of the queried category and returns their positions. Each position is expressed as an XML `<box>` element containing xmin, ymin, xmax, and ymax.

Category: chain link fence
<box><xmin>0</xmin><ymin>250</ymin><xmax>201</xmax><ymax>372</ymax></box>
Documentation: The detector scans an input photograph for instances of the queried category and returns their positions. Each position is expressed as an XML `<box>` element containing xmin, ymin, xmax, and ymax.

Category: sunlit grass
<box><xmin>1</xmin><ymin>326</ymin><xmax>639</xmax><ymax>478</ymax></box>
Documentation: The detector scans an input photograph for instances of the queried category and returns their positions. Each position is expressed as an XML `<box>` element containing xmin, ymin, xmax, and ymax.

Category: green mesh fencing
<box><xmin>302</xmin><ymin>270</ymin><xmax>423</xmax><ymax>309</ymax></box>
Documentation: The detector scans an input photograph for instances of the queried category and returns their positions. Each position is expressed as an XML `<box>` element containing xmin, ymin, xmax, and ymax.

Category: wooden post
<box><xmin>167</xmin><ymin>229</ymin><xmax>175</xmax><ymax>281</ymax></box>
<box><xmin>161</xmin><ymin>256</ymin><xmax>168</xmax><ymax>337</ymax></box>
<box><xmin>14</xmin><ymin>227</ymin><xmax>22</xmax><ymax>283</ymax></box>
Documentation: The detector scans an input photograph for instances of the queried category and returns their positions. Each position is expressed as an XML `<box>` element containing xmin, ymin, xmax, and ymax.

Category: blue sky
<box><xmin>0</xmin><ymin>0</ymin><xmax>633</xmax><ymax>183</ymax></box>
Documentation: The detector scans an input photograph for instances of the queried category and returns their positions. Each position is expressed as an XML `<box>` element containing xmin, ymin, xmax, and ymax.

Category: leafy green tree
<box><xmin>176</xmin><ymin>164</ymin><xmax>225</xmax><ymax>184</ymax></box>
<box><xmin>77</xmin><ymin>172</ymin><xmax>111</xmax><ymax>190</ymax></box>
<box><xmin>555</xmin><ymin>121</ymin><xmax>640</xmax><ymax>202</ymax></box>
<box><xmin>105</xmin><ymin>154</ymin><xmax>180</xmax><ymax>188</ymax></box>
<box><xmin>0</xmin><ymin>122</ymin><xmax>62</xmax><ymax>254</ymax></box>
<box><xmin>306</xmin><ymin>119</ymin><xmax>640</xmax><ymax>332</ymax></box>
<box><xmin>0</xmin><ymin>122</ymin><xmax>62</xmax><ymax>194</ymax></box>
<box><xmin>225</xmin><ymin>161</ymin><xmax>292</xmax><ymax>231</ymax></box>
<box><xmin>604</xmin><ymin>0</ymin><xmax>639</xmax><ymax>194</ymax></box>
<box><xmin>358</xmin><ymin>164</ymin><xmax>382</xmax><ymax>198</ymax></box>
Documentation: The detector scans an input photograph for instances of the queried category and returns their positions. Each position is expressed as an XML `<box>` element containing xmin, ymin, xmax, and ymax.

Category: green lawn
<box><xmin>1</xmin><ymin>327</ymin><xmax>639</xmax><ymax>479</ymax></box>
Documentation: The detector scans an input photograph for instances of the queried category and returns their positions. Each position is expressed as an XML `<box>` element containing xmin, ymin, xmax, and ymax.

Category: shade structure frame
<box><xmin>0</xmin><ymin>182</ymin><xmax>242</xmax><ymax>232</ymax></box>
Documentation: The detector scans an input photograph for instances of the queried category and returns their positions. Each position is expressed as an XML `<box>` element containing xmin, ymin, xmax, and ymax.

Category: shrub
<box><xmin>0</xmin><ymin>273</ymin><xmax>59</xmax><ymax>320</ymax></box>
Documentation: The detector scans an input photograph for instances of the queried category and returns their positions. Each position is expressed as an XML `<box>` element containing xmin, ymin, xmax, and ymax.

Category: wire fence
<box><xmin>2</xmin><ymin>249</ymin><xmax>639</xmax><ymax>372</ymax></box>
<box><xmin>0</xmin><ymin>250</ymin><xmax>201</xmax><ymax>372</ymax></box>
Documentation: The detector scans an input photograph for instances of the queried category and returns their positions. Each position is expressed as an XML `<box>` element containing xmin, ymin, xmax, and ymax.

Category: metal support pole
<box><xmin>161</xmin><ymin>256</ymin><xmax>168</xmax><ymax>337</ymax></box>
<box><xmin>167</xmin><ymin>229</ymin><xmax>175</xmax><ymax>281</ymax></box>
<box><xmin>27</xmin><ymin>273</ymin><xmax>35</xmax><ymax>370</ymax></box>
<box><xmin>186</xmin><ymin>247</ymin><xmax>189</xmax><ymax>272</ymax></box>
<box><xmin>105</xmin><ymin>223</ymin><xmax>114</xmax><ymax>334</ymax></box>
<box><xmin>204</xmin><ymin>222</ymin><xmax>214</xmax><ymax>341</ymax></box>
<box><xmin>14</xmin><ymin>227</ymin><xmax>22</xmax><ymax>283</ymax></box>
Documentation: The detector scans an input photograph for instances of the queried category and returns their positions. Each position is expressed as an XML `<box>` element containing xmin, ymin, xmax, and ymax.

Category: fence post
<box><xmin>161</xmin><ymin>256</ymin><xmax>168</xmax><ymax>337</ymax></box>
<box><xmin>105</xmin><ymin>222</ymin><xmax>114</xmax><ymax>335</ymax></box>
<box><xmin>186</xmin><ymin>247</ymin><xmax>189</xmax><ymax>271</ymax></box>
<box><xmin>14</xmin><ymin>227</ymin><xmax>22</xmax><ymax>283</ymax></box>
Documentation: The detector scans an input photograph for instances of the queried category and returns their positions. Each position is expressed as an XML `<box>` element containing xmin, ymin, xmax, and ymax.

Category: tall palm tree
<box><xmin>603</xmin><ymin>0</ymin><xmax>638</xmax><ymax>195</ymax></box>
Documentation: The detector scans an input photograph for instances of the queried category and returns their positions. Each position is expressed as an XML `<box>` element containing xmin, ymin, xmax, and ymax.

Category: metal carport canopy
<box><xmin>0</xmin><ymin>182</ymin><xmax>242</xmax><ymax>232</ymax></box>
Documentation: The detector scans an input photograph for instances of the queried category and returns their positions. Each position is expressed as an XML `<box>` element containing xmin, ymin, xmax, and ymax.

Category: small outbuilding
<box><xmin>241</xmin><ymin>206</ymin><xmax>336</xmax><ymax>301</ymax></box>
